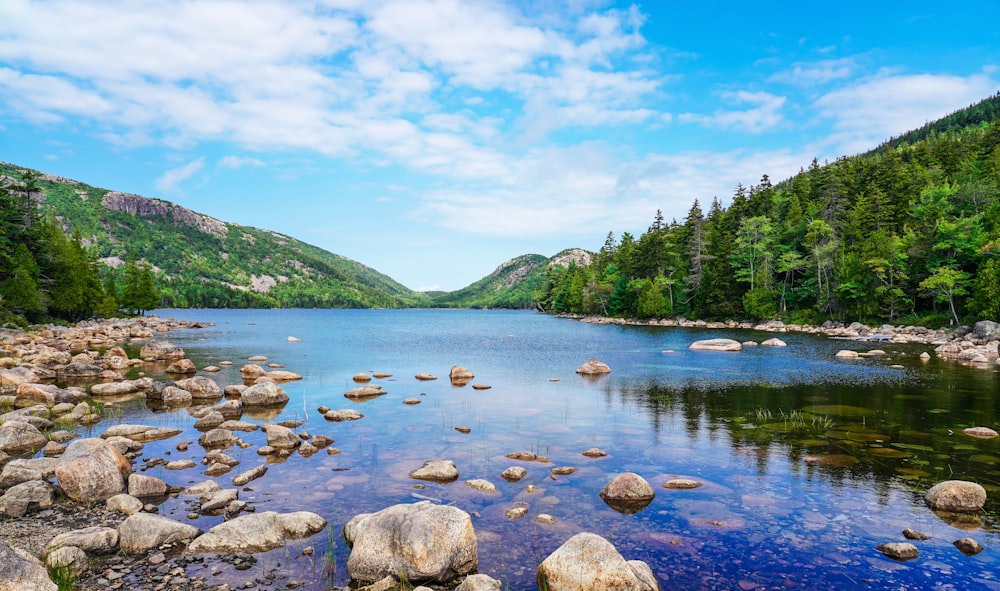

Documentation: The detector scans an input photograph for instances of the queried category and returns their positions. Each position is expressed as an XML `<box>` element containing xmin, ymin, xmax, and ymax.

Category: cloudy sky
<box><xmin>1</xmin><ymin>1</ymin><xmax>998</xmax><ymax>291</ymax></box>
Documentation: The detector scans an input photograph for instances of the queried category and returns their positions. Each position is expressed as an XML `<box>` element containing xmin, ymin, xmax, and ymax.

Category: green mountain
<box><xmin>430</xmin><ymin>248</ymin><xmax>592</xmax><ymax>309</ymax></box>
<box><xmin>0</xmin><ymin>162</ymin><xmax>429</xmax><ymax>309</ymax></box>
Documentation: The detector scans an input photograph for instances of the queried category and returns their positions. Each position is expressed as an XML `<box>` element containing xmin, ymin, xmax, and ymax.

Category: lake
<box><xmin>115</xmin><ymin>309</ymin><xmax>999</xmax><ymax>590</ymax></box>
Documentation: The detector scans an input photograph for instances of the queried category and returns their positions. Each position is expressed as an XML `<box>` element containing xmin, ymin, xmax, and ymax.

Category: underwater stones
<box><xmin>877</xmin><ymin>542</ymin><xmax>919</xmax><ymax>561</ymax></box>
<box><xmin>688</xmin><ymin>339</ymin><xmax>742</xmax><ymax>352</ymax></box>
<box><xmin>500</xmin><ymin>466</ymin><xmax>527</xmax><ymax>482</ymax></box>
<box><xmin>504</xmin><ymin>502</ymin><xmax>529</xmax><ymax>520</ymax></box>
<box><xmin>537</xmin><ymin>532</ymin><xmax>659</xmax><ymax>591</ymax></box>
<box><xmin>324</xmin><ymin>409</ymin><xmax>364</xmax><ymax>422</ymax></box>
<box><xmin>902</xmin><ymin>528</ymin><xmax>931</xmax><ymax>541</ymax></box>
<box><xmin>409</xmin><ymin>459</ymin><xmax>459</xmax><ymax>483</ymax></box>
<box><xmin>600</xmin><ymin>472</ymin><xmax>655</xmax><ymax>514</ymax></box>
<box><xmin>803</xmin><ymin>454</ymin><xmax>859</xmax><ymax>468</ymax></box>
<box><xmin>575</xmin><ymin>358</ymin><xmax>611</xmax><ymax>375</ymax></box>
<box><xmin>664</xmin><ymin>479</ymin><xmax>703</xmax><ymax>490</ymax></box>
<box><xmin>465</xmin><ymin>479</ymin><xmax>498</xmax><ymax>493</ymax></box>
<box><xmin>344</xmin><ymin>502</ymin><xmax>477</xmax><ymax>584</ymax></box>
<box><xmin>962</xmin><ymin>426</ymin><xmax>999</xmax><ymax>439</ymax></box>
<box><xmin>450</xmin><ymin>366</ymin><xmax>474</xmax><ymax>385</ymax></box>
<box><xmin>924</xmin><ymin>480</ymin><xmax>987</xmax><ymax>513</ymax></box>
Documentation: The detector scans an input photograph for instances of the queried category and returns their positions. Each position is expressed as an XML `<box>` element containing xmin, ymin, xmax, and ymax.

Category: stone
<box><xmin>962</xmin><ymin>426</ymin><xmax>999</xmax><ymax>439</ymax></box>
<box><xmin>465</xmin><ymin>479</ymin><xmax>498</xmax><ymax>493</ymax></box>
<box><xmin>45</xmin><ymin>526</ymin><xmax>119</xmax><ymax>555</ymax></box>
<box><xmin>118</xmin><ymin>513</ymin><xmax>202</xmax><ymax>554</ymax></box>
<box><xmin>924</xmin><ymin>480</ymin><xmax>987</xmax><ymax>513</ymax></box>
<box><xmin>55</xmin><ymin>438</ymin><xmax>131</xmax><ymax>502</ymax></box>
<box><xmin>500</xmin><ymin>466</ymin><xmax>527</xmax><ymax>482</ymax></box>
<box><xmin>15</xmin><ymin>383</ymin><xmax>84</xmax><ymax>407</ymax></box>
<box><xmin>187</xmin><ymin>511</ymin><xmax>326</xmax><ymax>554</ymax></box>
<box><xmin>344</xmin><ymin>502</ymin><xmax>477</xmax><ymax>584</ymax></box>
<box><xmin>160</xmin><ymin>385</ymin><xmax>193</xmax><ymax>405</ymax></box>
<box><xmin>165</xmin><ymin>359</ymin><xmax>197</xmax><ymax>374</ymax></box>
<box><xmin>600</xmin><ymin>472</ymin><xmax>655</xmax><ymax>514</ymax></box>
<box><xmin>345</xmin><ymin>385</ymin><xmax>385</xmax><ymax>399</ymax></box>
<box><xmin>101</xmin><ymin>424</ymin><xmax>183</xmax><ymax>442</ymax></box>
<box><xmin>581</xmin><ymin>448</ymin><xmax>608</xmax><ymax>458</ymax></box>
<box><xmin>262</xmin><ymin>424</ymin><xmax>300</xmax><ymax>449</ymax></box>
<box><xmin>107</xmin><ymin>493</ymin><xmax>144</xmax><ymax>515</ymax></box>
<box><xmin>140</xmin><ymin>341</ymin><xmax>185</xmax><ymax>360</ymax></box>
<box><xmin>902</xmin><ymin>528</ymin><xmax>931</xmax><ymax>541</ymax></box>
<box><xmin>45</xmin><ymin>546</ymin><xmax>88</xmax><ymax>578</ymax></box>
<box><xmin>664</xmin><ymin>479</ymin><xmax>703</xmax><ymax>490</ymax></box>
<box><xmin>972</xmin><ymin>320</ymin><xmax>1000</xmax><ymax>340</ymax></box>
<box><xmin>0</xmin><ymin>463</ymin><xmax>43</xmax><ymax>489</ymax></box>
<box><xmin>954</xmin><ymin>537</ymin><xmax>984</xmax><ymax>556</ymax></box>
<box><xmin>415</xmin><ymin>373</ymin><xmax>438</xmax><ymax>380</ymax></box>
<box><xmin>266</xmin><ymin>370</ymin><xmax>302</xmax><ymax>382</ymax></box>
<box><xmin>455</xmin><ymin>574</ymin><xmax>502</xmax><ymax>591</ymax></box>
<box><xmin>174</xmin><ymin>376</ymin><xmax>223</xmax><ymax>400</ymax></box>
<box><xmin>471</xmin><ymin>384</ymin><xmax>491</xmax><ymax>390</ymax></box>
<box><xmin>504</xmin><ymin>502</ymin><xmax>529</xmax><ymax>520</ymax></box>
<box><xmin>409</xmin><ymin>459</ymin><xmax>459</xmax><ymax>483</ymax></box>
<box><xmin>200</xmin><ymin>489</ymin><xmax>239</xmax><ymax>514</ymax></box>
<box><xmin>450</xmin><ymin>366</ymin><xmax>474</xmax><ymax>385</ymax></box>
<box><xmin>182</xmin><ymin>480</ymin><xmax>221</xmax><ymax>496</ymax></box>
<box><xmin>218</xmin><ymin>420</ymin><xmax>257</xmax><ymax>432</ymax></box>
<box><xmin>575</xmin><ymin>358</ymin><xmax>611</xmax><ymax>375</ymax></box>
<box><xmin>537</xmin><ymin>532</ymin><xmax>659</xmax><ymax>591</ymax></box>
<box><xmin>240</xmin><ymin>381</ymin><xmax>288</xmax><ymax>406</ymax></box>
<box><xmin>688</xmin><ymin>339</ymin><xmax>742</xmax><ymax>352</ymax></box>
<box><xmin>835</xmin><ymin>350</ymin><xmax>860</xmax><ymax>359</ymax></box>
<box><xmin>760</xmin><ymin>338</ymin><xmax>787</xmax><ymax>347</ymax></box>
<box><xmin>0</xmin><ymin>366</ymin><xmax>41</xmax><ymax>389</ymax></box>
<box><xmin>198</xmin><ymin>429</ymin><xmax>238</xmax><ymax>449</ymax></box>
<box><xmin>0</xmin><ymin>480</ymin><xmax>56</xmax><ymax>517</ymax></box>
<box><xmin>551</xmin><ymin>466</ymin><xmax>577</xmax><ymax>476</ymax></box>
<box><xmin>533</xmin><ymin>514</ymin><xmax>557</xmax><ymax>525</ymax></box>
<box><xmin>876</xmin><ymin>542</ymin><xmax>919</xmax><ymax>561</ymax></box>
<box><xmin>0</xmin><ymin>420</ymin><xmax>47</xmax><ymax>454</ymax></box>
<box><xmin>324</xmin><ymin>409</ymin><xmax>364</xmax><ymax>422</ymax></box>
<box><xmin>128</xmin><ymin>473</ymin><xmax>168</xmax><ymax>498</ymax></box>
<box><xmin>239</xmin><ymin>364</ymin><xmax>267</xmax><ymax>380</ymax></box>
<box><xmin>41</xmin><ymin>441</ymin><xmax>65</xmax><ymax>457</ymax></box>
<box><xmin>353</xmin><ymin>373</ymin><xmax>372</xmax><ymax>383</ymax></box>
<box><xmin>232</xmin><ymin>465</ymin><xmax>268</xmax><ymax>486</ymax></box>
<box><xmin>0</xmin><ymin>538</ymin><xmax>57</xmax><ymax>591</ymax></box>
<box><xmin>403</xmin><ymin>398</ymin><xmax>421</xmax><ymax>405</ymax></box>
<box><xmin>193</xmin><ymin>411</ymin><xmax>225</xmax><ymax>430</ymax></box>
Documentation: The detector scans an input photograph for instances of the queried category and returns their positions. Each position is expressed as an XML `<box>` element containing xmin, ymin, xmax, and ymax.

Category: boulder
<box><xmin>0</xmin><ymin>480</ymin><xmax>56</xmax><ymax>517</ymax></box>
<box><xmin>954</xmin><ymin>538</ymin><xmax>984</xmax><ymax>556</ymax></box>
<box><xmin>500</xmin><ymin>466</ymin><xmax>527</xmax><ymax>482</ymax></box>
<box><xmin>344</xmin><ymin>385</ymin><xmax>385</xmax><ymax>400</ymax></box>
<box><xmin>44</xmin><ymin>546</ymin><xmax>88</xmax><ymax>579</ymax></box>
<box><xmin>193</xmin><ymin>411</ymin><xmax>225</xmax><ymax>430</ymax></box>
<box><xmin>536</xmin><ymin>532</ymin><xmax>659</xmax><ymax>591</ymax></box>
<box><xmin>198</xmin><ymin>429</ymin><xmax>239</xmax><ymax>449</ymax></box>
<box><xmin>450</xmin><ymin>366</ymin><xmax>474</xmax><ymax>385</ymax></box>
<box><xmin>456</xmin><ymin>574</ymin><xmax>502</xmax><ymax>591</ymax></box>
<box><xmin>160</xmin><ymin>386</ymin><xmax>193</xmax><ymax>406</ymax></box>
<box><xmin>688</xmin><ymin>339</ymin><xmax>742</xmax><ymax>352</ymax></box>
<box><xmin>575</xmin><ymin>359</ymin><xmax>611</xmax><ymax>375</ymax></box>
<box><xmin>262</xmin><ymin>424</ymin><xmax>300</xmax><ymax>449</ymax></box>
<box><xmin>972</xmin><ymin>320</ymin><xmax>1000</xmax><ymax>340</ymax></box>
<box><xmin>240</xmin><ymin>381</ymin><xmax>288</xmax><ymax>407</ymax></box>
<box><xmin>140</xmin><ymin>341</ymin><xmax>185</xmax><ymax>361</ymax></box>
<box><xmin>200</xmin><ymin>488</ymin><xmax>238</xmax><ymax>514</ymax></box>
<box><xmin>0</xmin><ymin>366</ymin><xmax>40</xmax><ymax>390</ymax></box>
<box><xmin>165</xmin><ymin>359</ymin><xmax>197</xmax><ymax>374</ymax></box>
<box><xmin>0</xmin><ymin>463</ymin><xmax>43</xmax><ymax>489</ymax></box>
<box><xmin>90</xmin><ymin>378</ymin><xmax>152</xmax><ymax>397</ymax></box>
<box><xmin>876</xmin><ymin>542</ymin><xmax>919</xmax><ymax>561</ymax></box>
<box><xmin>344</xmin><ymin>502</ymin><xmax>477</xmax><ymax>584</ymax></box>
<box><xmin>118</xmin><ymin>513</ymin><xmax>202</xmax><ymax>554</ymax></box>
<box><xmin>128</xmin><ymin>473</ymin><xmax>168</xmax><ymax>498</ymax></box>
<box><xmin>15</xmin><ymin>383</ymin><xmax>84</xmax><ymax>407</ymax></box>
<box><xmin>239</xmin><ymin>364</ymin><xmax>267</xmax><ymax>380</ymax></box>
<box><xmin>55</xmin><ymin>438</ymin><xmax>131</xmax><ymax>502</ymax></box>
<box><xmin>0</xmin><ymin>538</ymin><xmax>57</xmax><ymax>591</ymax></box>
<box><xmin>106</xmin><ymin>493</ymin><xmax>144</xmax><ymax>515</ymax></box>
<box><xmin>409</xmin><ymin>459</ymin><xmax>459</xmax><ymax>483</ymax></box>
<box><xmin>599</xmin><ymin>472</ymin><xmax>655</xmax><ymax>514</ymax></box>
<box><xmin>760</xmin><ymin>338</ymin><xmax>787</xmax><ymax>347</ymax></box>
<box><xmin>924</xmin><ymin>480</ymin><xmax>987</xmax><ymax>513</ymax></box>
<box><xmin>59</xmin><ymin>361</ymin><xmax>104</xmax><ymax>378</ymax></box>
<box><xmin>174</xmin><ymin>376</ymin><xmax>223</xmax><ymax>400</ymax></box>
<box><xmin>100</xmin><ymin>424</ymin><xmax>182</xmax><ymax>442</ymax></box>
<box><xmin>0</xmin><ymin>420</ymin><xmax>48</xmax><ymax>454</ymax></box>
<box><xmin>187</xmin><ymin>511</ymin><xmax>326</xmax><ymax>554</ymax></box>
<box><xmin>324</xmin><ymin>409</ymin><xmax>364</xmax><ymax>422</ymax></box>
<box><xmin>44</xmin><ymin>526</ymin><xmax>119</xmax><ymax>555</ymax></box>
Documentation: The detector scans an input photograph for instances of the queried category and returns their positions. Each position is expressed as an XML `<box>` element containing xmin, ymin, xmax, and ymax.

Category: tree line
<box><xmin>535</xmin><ymin>95</ymin><xmax>1000</xmax><ymax>326</ymax></box>
<box><xmin>0</xmin><ymin>171</ymin><xmax>159</xmax><ymax>325</ymax></box>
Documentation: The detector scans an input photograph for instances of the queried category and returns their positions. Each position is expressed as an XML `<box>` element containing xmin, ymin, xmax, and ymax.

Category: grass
<box><xmin>48</xmin><ymin>564</ymin><xmax>78</xmax><ymax>591</ymax></box>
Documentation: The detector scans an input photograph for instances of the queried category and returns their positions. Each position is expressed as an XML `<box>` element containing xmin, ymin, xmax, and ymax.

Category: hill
<box><xmin>430</xmin><ymin>248</ymin><xmax>592</xmax><ymax>309</ymax></box>
<box><xmin>0</xmin><ymin>162</ymin><xmax>429</xmax><ymax>309</ymax></box>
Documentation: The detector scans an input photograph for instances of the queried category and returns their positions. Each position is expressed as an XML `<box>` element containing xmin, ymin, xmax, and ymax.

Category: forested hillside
<box><xmin>0</xmin><ymin>162</ymin><xmax>429</xmax><ymax>313</ymax></box>
<box><xmin>535</xmin><ymin>93</ymin><xmax>1000</xmax><ymax>326</ymax></box>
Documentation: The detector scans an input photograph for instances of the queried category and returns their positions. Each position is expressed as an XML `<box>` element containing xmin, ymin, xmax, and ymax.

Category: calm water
<box><xmin>105</xmin><ymin>309</ymin><xmax>1000</xmax><ymax>590</ymax></box>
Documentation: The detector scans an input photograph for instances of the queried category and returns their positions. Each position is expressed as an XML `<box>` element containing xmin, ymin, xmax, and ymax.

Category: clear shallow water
<box><xmin>104</xmin><ymin>309</ymin><xmax>999</xmax><ymax>590</ymax></box>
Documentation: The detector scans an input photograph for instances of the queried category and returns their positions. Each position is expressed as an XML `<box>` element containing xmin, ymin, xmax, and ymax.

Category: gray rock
<box><xmin>688</xmin><ymin>338</ymin><xmax>742</xmax><ymax>352</ymax></box>
<box><xmin>200</xmin><ymin>489</ymin><xmax>238</xmax><ymax>514</ymax></box>
<box><xmin>344</xmin><ymin>502</ymin><xmax>476</xmax><ymax>584</ymax></box>
<box><xmin>240</xmin><ymin>381</ymin><xmax>288</xmax><ymax>407</ymax></box>
<box><xmin>198</xmin><ymin>429</ymin><xmax>238</xmax><ymax>449</ymax></box>
<box><xmin>262</xmin><ymin>424</ymin><xmax>300</xmax><ymax>449</ymax></box>
<box><xmin>599</xmin><ymin>472</ymin><xmax>655</xmax><ymax>514</ymax></box>
<box><xmin>924</xmin><ymin>480</ymin><xmax>987</xmax><ymax>513</ymax></box>
<box><xmin>174</xmin><ymin>376</ymin><xmax>222</xmax><ymax>400</ymax></box>
<box><xmin>409</xmin><ymin>459</ymin><xmax>459</xmax><ymax>483</ymax></box>
<box><xmin>55</xmin><ymin>438</ymin><xmax>131</xmax><ymax>503</ymax></box>
<box><xmin>128</xmin><ymin>473</ymin><xmax>168</xmax><ymax>498</ymax></box>
<box><xmin>537</xmin><ymin>532</ymin><xmax>659</xmax><ymax>591</ymax></box>
<box><xmin>232</xmin><ymin>465</ymin><xmax>267</xmax><ymax>486</ymax></box>
<box><xmin>15</xmin><ymin>383</ymin><xmax>85</xmax><ymax>407</ymax></box>
<box><xmin>877</xmin><ymin>542</ymin><xmax>919</xmax><ymax>561</ymax></box>
<box><xmin>500</xmin><ymin>466</ymin><xmax>526</xmax><ymax>482</ymax></box>
<box><xmin>0</xmin><ymin>538</ymin><xmax>57</xmax><ymax>591</ymax></box>
<box><xmin>324</xmin><ymin>409</ymin><xmax>364</xmax><ymax>422</ymax></box>
<box><xmin>0</xmin><ymin>480</ymin><xmax>56</xmax><ymax>517</ymax></box>
<box><xmin>100</xmin><ymin>424</ymin><xmax>182</xmax><ymax>442</ymax></box>
<box><xmin>0</xmin><ymin>420</ymin><xmax>48</xmax><ymax>454</ymax></box>
<box><xmin>575</xmin><ymin>359</ymin><xmax>611</xmax><ymax>375</ymax></box>
<box><xmin>193</xmin><ymin>411</ymin><xmax>225</xmax><ymax>430</ymax></box>
<box><xmin>187</xmin><ymin>511</ymin><xmax>326</xmax><ymax>554</ymax></box>
<box><xmin>90</xmin><ymin>378</ymin><xmax>152</xmax><ymax>397</ymax></box>
<box><xmin>44</xmin><ymin>545</ymin><xmax>88</xmax><ymax>578</ymax></box>
<box><xmin>160</xmin><ymin>386</ymin><xmax>193</xmax><ymax>406</ymax></box>
<box><xmin>118</xmin><ymin>513</ymin><xmax>202</xmax><ymax>554</ymax></box>
<box><xmin>106</xmin><ymin>493</ymin><xmax>144</xmax><ymax>516</ymax></box>
<box><xmin>449</xmin><ymin>366</ymin><xmax>475</xmax><ymax>385</ymax></box>
<box><xmin>972</xmin><ymin>320</ymin><xmax>1000</xmax><ymax>340</ymax></box>
<box><xmin>0</xmin><ymin>463</ymin><xmax>43</xmax><ymax>489</ymax></box>
<box><xmin>455</xmin><ymin>574</ymin><xmax>502</xmax><ymax>591</ymax></box>
<box><xmin>140</xmin><ymin>341</ymin><xmax>185</xmax><ymax>361</ymax></box>
<box><xmin>45</xmin><ymin>526</ymin><xmax>119</xmax><ymax>555</ymax></box>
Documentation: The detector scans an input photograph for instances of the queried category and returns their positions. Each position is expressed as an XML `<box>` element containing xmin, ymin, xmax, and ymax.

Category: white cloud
<box><xmin>814</xmin><ymin>72</ymin><xmax>998</xmax><ymax>154</ymax></box>
<box><xmin>154</xmin><ymin>158</ymin><xmax>205</xmax><ymax>192</ymax></box>
<box><xmin>679</xmin><ymin>90</ymin><xmax>786</xmax><ymax>133</ymax></box>
<box><xmin>768</xmin><ymin>57</ymin><xmax>856</xmax><ymax>86</ymax></box>
<box><xmin>219</xmin><ymin>156</ymin><xmax>265</xmax><ymax>169</ymax></box>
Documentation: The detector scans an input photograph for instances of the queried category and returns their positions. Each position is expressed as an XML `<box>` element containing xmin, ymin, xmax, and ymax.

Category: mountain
<box><xmin>430</xmin><ymin>248</ymin><xmax>592</xmax><ymax>309</ymax></box>
<box><xmin>0</xmin><ymin>162</ymin><xmax>430</xmax><ymax>309</ymax></box>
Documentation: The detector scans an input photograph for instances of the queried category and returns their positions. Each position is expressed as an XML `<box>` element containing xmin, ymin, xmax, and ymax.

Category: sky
<box><xmin>1</xmin><ymin>1</ymin><xmax>998</xmax><ymax>292</ymax></box>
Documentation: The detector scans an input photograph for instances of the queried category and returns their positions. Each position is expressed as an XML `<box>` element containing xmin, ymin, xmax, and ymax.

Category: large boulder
<box><xmin>450</xmin><ymin>366</ymin><xmax>474</xmax><ymax>385</ymax></box>
<box><xmin>100</xmin><ymin>424</ymin><xmax>182</xmax><ymax>442</ymax></box>
<box><xmin>174</xmin><ymin>376</ymin><xmax>223</xmax><ymax>400</ymax></box>
<box><xmin>0</xmin><ymin>480</ymin><xmax>57</xmax><ymax>517</ymax></box>
<box><xmin>187</xmin><ymin>511</ymin><xmax>326</xmax><ymax>554</ymax></box>
<box><xmin>575</xmin><ymin>359</ymin><xmax>611</xmax><ymax>375</ymax></box>
<box><xmin>688</xmin><ymin>339</ymin><xmax>742</xmax><ymax>352</ymax></box>
<box><xmin>90</xmin><ymin>378</ymin><xmax>153</xmax><ymax>397</ymax></box>
<box><xmin>0</xmin><ymin>538</ymin><xmax>57</xmax><ymax>591</ymax></box>
<box><xmin>44</xmin><ymin>527</ymin><xmax>119</xmax><ymax>556</ymax></box>
<box><xmin>344</xmin><ymin>502</ymin><xmax>477</xmax><ymax>584</ymax></box>
<box><xmin>140</xmin><ymin>341</ymin><xmax>185</xmax><ymax>361</ymax></box>
<box><xmin>262</xmin><ymin>424</ymin><xmax>300</xmax><ymax>450</ymax></box>
<box><xmin>599</xmin><ymin>472</ymin><xmax>655</xmax><ymax>514</ymax></box>
<box><xmin>15</xmin><ymin>383</ymin><xmax>84</xmax><ymax>407</ymax></box>
<box><xmin>409</xmin><ymin>459</ymin><xmax>459</xmax><ymax>483</ymax></box>
<box><xmin>54</xmin><ymin>438</ymin><xmax>131</xmax><ymax>502</ymax></box>
<box><xmin>0</xmin><ymin>366</ymin><xmax>40</xmax><ymax>390</ymax></box>
<box><xmin>0</xmin><ymin>421</ymin><xmax>48</xmax><ymax>454</ymax></box>
<box><xmin>924</xmin><ymin>480</ymin><xmax>987</xmax><ymax>513</ymax></box>
<box><xmin>118</xmin><ymin>513</ymin><xmax>202</xmax><ymax>554</ymax></box>
<box><xmin>973</xmin><ymin>320</ymin><xmax>1000</xmax><ymax>340</ymax></box>
<box><xmin>537</xmin><ymin>532</ymin><xmax>660</xmax><ymax>591</ymax></box>
<box><xmin>240</xmin><ymin>381</ymin><xmax>288</xmax><ymax>407</ymax></box>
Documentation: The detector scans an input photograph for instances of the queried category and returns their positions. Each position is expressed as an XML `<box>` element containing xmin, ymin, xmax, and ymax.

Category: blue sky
<box><xmin>1</xmin><ymin>1</ymin><xmax>998</xmax><ymax>291</ymax></box>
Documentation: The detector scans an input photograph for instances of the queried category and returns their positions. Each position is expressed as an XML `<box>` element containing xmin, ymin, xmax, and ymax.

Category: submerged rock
<box><xmin>962</xmin><ymin>426</ymin><xmax>999</xmax><ymax>439</ymax></box>
<box><xmin>575</xmin><ymin>359</ymin><xmax>611</xmax><ymax>375</ymax></box>
<box><xmin>537</xmin><ymin>532</ymin><xmax>659</xmax><ymax>591</ymax></box>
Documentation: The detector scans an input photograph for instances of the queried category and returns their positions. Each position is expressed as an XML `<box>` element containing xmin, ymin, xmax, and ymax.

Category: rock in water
<box><xmin>924</xmin><ymin>480</ymin><xmax>987</xmax><ymax>513</ymax></box>
<box><xmin>187</xmin><ymin>511</ymin><xmax>326</xmax><ymax>553</ymax></box>
<box><xmin>575</xmin><ymin>359</ymin><xmax>611</xmax><ymax>375</ymax></box>
<box><xmin>140</xmin><ymin>341</ymin><xmax>185</xmax><ymax>360</ymax></box>
<box><xmin>599</xmin><ymin>472</ymin><xmax>655</xmax><ymax>514</ymax></box>
<box><xmin>456</xmin><ymin>574</ymin><xmax>503</xmax><ymax>591</ymax></box>
<box><xmin>409</xmin><ymin>459</ymin><xmax>459</xmax><ymax>483</ymax></box>
<box><xmin>118</xmin><ymin>513</ymin><xmax>202</xmax><ymax>554</ymax></box>
<box><xmin>344</xmin><ymin>502</ymin><xmax>477</xmax><ymax>584</ymax></box>
<box><xmin>0</xmin><ymin>421</ymin><xmax>48</xmax><ymax>454</ymax></box>
<box><xmin>450</xmin><ymin>366</ymin><xmax>474</xmax><ymax>385</ymax></box>
<box><xmin>55</xmin><ymin>438</ymin><xmax>131</xmax><ymax>503</ymax></box>
<box><xmin>537</xmin><ymin>532</ymin><xmax>659</xmax><ymax>591</ymax></box>
<box><xmin>0</xmin><ymin>538</ymin><xmax>57</xmax><ymax>591</ymax></box>
<box><xmin>688</xmin><ymin>339</ymin><xmax>742</xmax><ymax>352</ymax></box>
<box><xmin>240</xmin><ymin>381</ymin><xmax>288</xmax><ymax>407</ymax></box>
<box><xmin>876</xmin><ymin>542</ymin><xmax>919</xmax><ymax>561</ymax></box>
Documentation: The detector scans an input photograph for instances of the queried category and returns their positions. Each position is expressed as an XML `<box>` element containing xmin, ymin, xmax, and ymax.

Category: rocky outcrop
<box><xmin>101</xmin><ymin>191</ymin><xmax>227</xmax><ymax>238</ymax></box>
<box><xmin>536</xmin><ymin>532</ymin><xmax>659</xmax><ymax>591</ymax></box>
<box><xmin>344</xmin><ymin>502</ymin><xmax>477</xmax><ymax>584</ymax></box>
<box><xmin>186</xmin><ymin>511</ymin><xmax>325</xmax><ymax>554</ymax></box>
<box><xmin>924</xmin><ymin>480</ymin><xmax>987</xmax><ymax>513</ymax></box>
<box><xmin>55</xmin><ymin>438</ymin><xmax>131</xmax><ymax>502</ymax></box>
